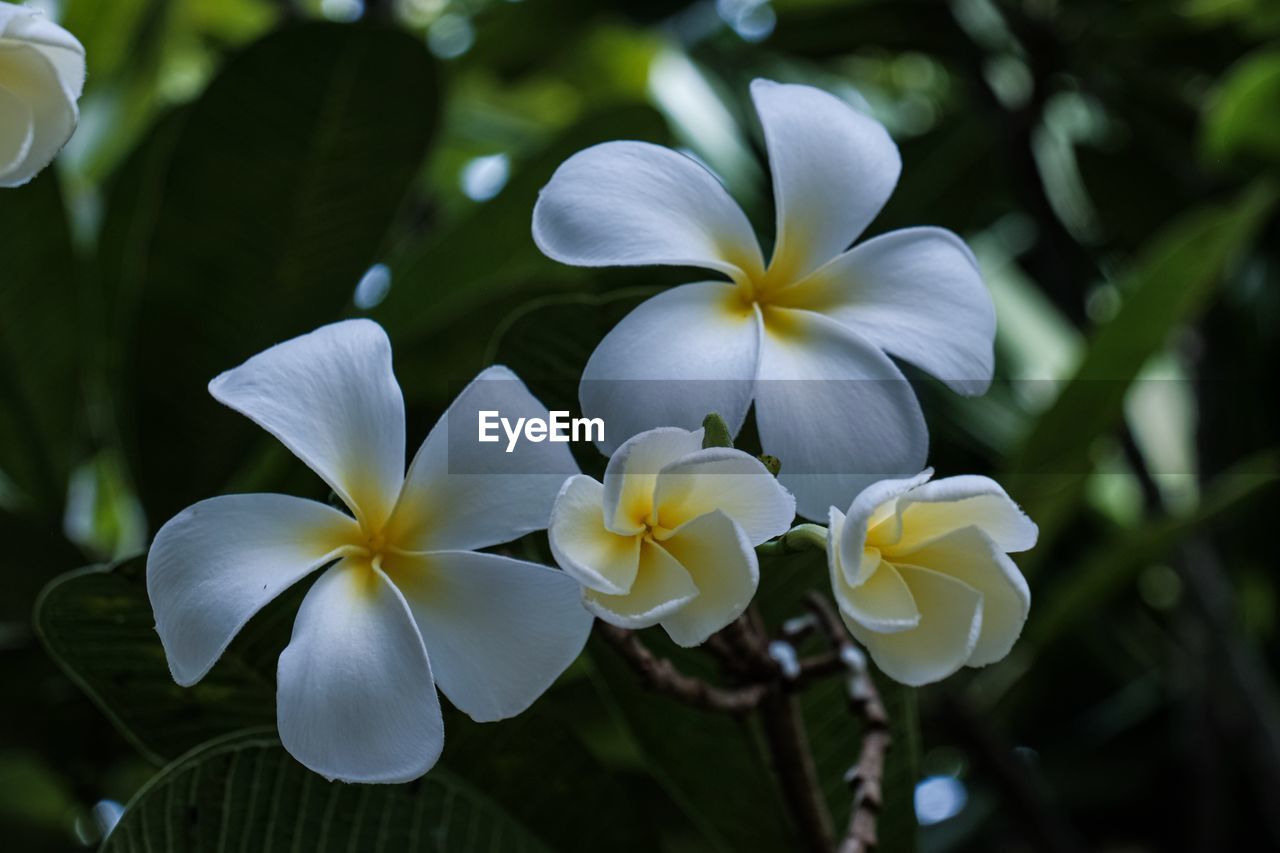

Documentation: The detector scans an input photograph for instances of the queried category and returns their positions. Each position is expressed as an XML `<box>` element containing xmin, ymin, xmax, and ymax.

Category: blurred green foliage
<box><xmin>2</xmin><ymin>0</ymin><xmax>1279</xmax><ymax>850</ymax></box>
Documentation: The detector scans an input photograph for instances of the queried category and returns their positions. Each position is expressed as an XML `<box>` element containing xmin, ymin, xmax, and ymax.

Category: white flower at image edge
<box><xmin>549</xmin><ymin>427</ymin><xmax>795</xmax><ymax>646</ymax></box>
<box><xmin>146</xmin><ymin>320</ymin><xmax>592</xmax><ymax>784</ymax></box>
<box><xmin>0</xmin><ymin>2</ymin><xmax>84</xmax><ymax>187</ymax></box>
<box><xmin>827</xmin><ymin>470</ymin><xmax>1037</xmax><ymax>686</ymax></box>
<box><xmin>533</xmin><ymin>78</ymin><xmax>996</xmax><ymax>520</ymax></box>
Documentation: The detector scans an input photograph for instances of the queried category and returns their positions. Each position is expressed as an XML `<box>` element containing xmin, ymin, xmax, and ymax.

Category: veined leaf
<box><xmin>35</xmin><ymin>556</ymin><xmax>660</xmax><ymax>849</ymax></box>
<box><xmin>101</xmin><ymin>729</ymin><xmax>554</xmax><ymax>853</ymax></box>
<box><xmin>33</xmin><ymin>557</ymin><xmax>276</xmax><ymax>764</ymax></box>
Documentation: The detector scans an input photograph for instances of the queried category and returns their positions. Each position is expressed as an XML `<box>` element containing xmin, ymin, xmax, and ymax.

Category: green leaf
<box><xmin>1006</xmin><ymin>183</ymin><xmax>1277</xmax><ymax>554</ymax></box>
<box><xmin>588</xmin><ymin>635</ymin><xmax>797</xmax><ymax>851</ymax></box>
<box><xmin>442</xmin><ymin>699</ymin><xmax>662</xmax><ymax>852</ymax></box>
<box><xmin>98</xmin><ymin>22</ymin><xmax>439</xmax><ymax>523</ymax></box>
<box><xmin>484</xmin><ymin>288</ymin><xmax>660</xmax><ymax>417</ymax></box>
<box><xmin>33</xmin><ymin>557</ymin><xmax>277</xmax><ymax>764</ymax></box>
<box><xmin>1025</xmin><ymin>450</ymin><xmax>1280</xmax><ymax>655</ymax></box>
<box><xmin>373</xmin><ymin>105</ymin><xmax>672</xmax><ymax>408</ymax></box>
<box><xmin>35</xmin><ymin>557</ymin><xmax>663</xmax><ymax>848</ymax></box>
<box><xmin>0</xmin><ymin>173</ymin><xmax>81</xmax><ymax>514</ymax></box>
<box><xmin>101</xmin><ymin>729</ymin><xmax>555</xmax><ymax>853</ymax></box>
<box><xmin>875</xmin><ymin>678</ymin><xmax>921</xmax><ymax>853</ymax></box>
<box><xmin>1204</xmin><ymin>48</ymin><xmax>1280</xmax><ymax>166</ymax></box>
<box><xmin>380</xmin><ymin>104</ymin><xmax>666</xmax><ymax>331</ymax></box>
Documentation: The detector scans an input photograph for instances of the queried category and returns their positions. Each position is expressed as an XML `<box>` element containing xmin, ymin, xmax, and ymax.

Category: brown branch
<box><xmin>795</xmin><ymin>650</ymin><xmax>845</xmax><ymax>683</ymax></box>
<box><xmin>720</xmin><ymin>607</ymin><xmax>837</xmax><ymax>852</ymax></box>
<box><xmin>602</xmin><ymin>596</ymin><xmax>899</xmax><ymax>853</ymax></box>
<box><xmin>704</xmin><ymin>631</ymin><xmax>755</xmax><ymax>678</ymax></box>
<box><xmin>806</xmin><ymin>593</ymin><xmax>891</xmax><ymax>853</ymax></box>
<box><xmin>596</xmin><ymin>623</ymin><xmax>765</xmax><ymax>713</ymax></box>
<box><xmin>759</xmin><ymin>690</ymin><xmax>837</xmax><ymax>853</ymax></box>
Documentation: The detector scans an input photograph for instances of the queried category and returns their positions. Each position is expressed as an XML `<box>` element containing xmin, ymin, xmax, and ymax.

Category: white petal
<box><xmin>751</xmin><ymin>79</ymin><xmax>900</xmax><ymax>282</ymax></box>
<box><xmin>826</xmin><ymin>506</ymin><xmax>847</xmax><ymax>580</ymax></box>
<box><xmin>651</xmin><ymin>448</ymin><xmax>795</xmax><ymax>545</ymax></box>
<box><xmin>601</xmin><ymin>426</ymin><xmax>705</xmax><ymax>535</ymax></box>
<box><xmin>533</xmin><ymin>140</ymin><xmax>764</xmax><ymax>279</ymax></box>
<box><xmin>837</xmin><ymin>470</ymin><xmax>933</xmax><ymax>587</ymax></box>
<box><xmin>549</xmin><ymin>474</ymin><xmax>641</xmax><ymax>594</ymax></box>
<box><xmin>385</xmin><ymin>366</ymin><xmax>579</xmax><ymax>552</ymax></box>
<box><xmin>0</xmin><ymin>87</ymin><xmax>35</xmax><ymax>178</ymax></box>
<box><xmin>580</xmin><ymin>283</ymin><xmax>761</xmax><ymax>455</ymax></box>
<box><xmin>146</xmin><ymin>494</ymin><xmax>361</xmax><ymax>686</ymax></box>
<box><xmin>754</xmin><ymin>308</ymin><xmax>928</xmax><ymax>521</ymax></box>
<box><xmin>891</xmin><ymin>475</ymin><xmax>1038</xmax><ymax>555</ymax></box>
<box><xmin>582</xmin><ymin>539</ymin><xmax>698</xmax><ymax>629</ymax></box>
<box><xmin>0</xmin><ymin>5</ymin><xmax>26</xmax><ymax>30</ymax></box>
<box><xmin>276</xmin><ymin>559</ymin><xmax>443</xmax><ymax>784</ymax></box>
<box><xmin>781</xmin><ymin>228</ymin><xmax>995</xmax><ymax>395</ymax></box>
<box><xmin>835</xmin><ymin>562</ymin><xmax>920</xmax><ymax>634</ymax></box>
<box><xmin>0</xmin><ymin>8</ymin><xmax>86</xmax><ymax>100</ymax></box>
<box><xmin>898</xmin><ymin>528</ymin><xmax>1030</xmax><ymax>667</ymax></box>
<box><xmin>0</xmin><ymin>42</ymin><xmax>77</xmax><ymax>188</ymax></box>
<box><xmin>829</xmin><ymin>509</ymin><xmax>919</xmax><ymax>632</ymax></box>
<box><xmin>389</xmin><ymin>551</ymin><xmax>592</xmax><ymax>723</ymax></box>
<box><xmin>844</xmin><ymin>565</ymin><xmax>982</xmax><ymax>687</ymax></box>
<box><xmin>208</xmin><ymin>320</ymin><xmax>405</xmax><ymax>529</ymax></box>
<box><xmin>657</xmin><ymin>510</ymin><xmax>758</xmax><ymax>647</ymax></box>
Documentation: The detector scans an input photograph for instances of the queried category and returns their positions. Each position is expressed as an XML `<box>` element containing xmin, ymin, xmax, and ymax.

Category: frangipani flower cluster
<box><xmin>533</xmin><ymin>78</ymin><xmax>996</xmax><ymax>520</ymax></box>
<box><xmin>0</xmin><ymin>2</ymin><xmax>84</xmax><ymax>187</ymax></box>
<box><xmin>549</xmin><ymin>427</ymin><xmax>794</xmax><ymax>646</ymax></box>
<box><xmin>827</xmin><ymin>471</ymin><xmax>1036</xmax><ymax>685</ymax></box>
<box><xmin>147</xmin><ymin>320</ymin><xmax>592</xmax><ymax>783</ymax></box>
<box><xmin>148</xmin><ymin>77</ymin><xmax>1037</xmax><ymax>788</ymax></box>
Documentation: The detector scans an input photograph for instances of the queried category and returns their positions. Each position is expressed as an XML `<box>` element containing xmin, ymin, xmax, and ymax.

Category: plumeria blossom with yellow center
<box><xmin>533</xmin><ymin>78</ymin><xmax>996</xmax><ymax>520</ymax></box>
<box><xmin>0</xmin><ymin>2</ymin><xmax>84</xmax><ymax>187</ymax></box>
<box><xmin>146</xmin><ymin>320</ymin><xmax>592</xmax><ymax>784</ymax></box>
<box><xmin>826</xmin><ymin>469</ymin><xmax>1037</xmax><ymax>686</ymax></box>
<box><xmin>549</xmin><ymin>427</ymin><xmax>795</xmax><ymax>646</ymax></box>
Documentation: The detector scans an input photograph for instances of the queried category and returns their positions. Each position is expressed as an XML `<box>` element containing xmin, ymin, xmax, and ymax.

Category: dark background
<box><xmin>1</xmin><ymin>0</ymin><xmax>1278</xmax><ymax>850</ymax></box>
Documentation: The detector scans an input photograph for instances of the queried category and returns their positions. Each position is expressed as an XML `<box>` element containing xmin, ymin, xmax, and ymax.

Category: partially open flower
<box><xmin>0</xmin><ymin>3</ymin><xmax>84</xmax><ymax>187</ymax></box>
<box><xmin>549</xmin><ymin>427</ymin><xmax>795</xmax><ymax>646</ymax></box>
<box><xmin>827</xmin><ymin>470</ymin><xmax>1036</xmax><ymax>686</ymax></box>
<box><xmin>147</xmin><ymin>320</ymin><xmax>591</xmax><ymax>784</ymax></box>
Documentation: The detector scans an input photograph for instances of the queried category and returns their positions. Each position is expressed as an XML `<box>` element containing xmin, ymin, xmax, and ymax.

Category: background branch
<box><xmin>806</xmin><ymin>594</ymin><xmax>892</xmax><ymax>853</ymax></box>
<box><xmin>596</xmin><ymin>623</ymin><xmax>766</xmax><ymax>713</ymax></box>
<box><xmin>758</xmin><ymin>689</ymin><xmax>838</xmax><ymax>853</ymax></box>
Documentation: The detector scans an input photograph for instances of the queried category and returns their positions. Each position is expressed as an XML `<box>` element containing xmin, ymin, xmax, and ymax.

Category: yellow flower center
<box><xmin>718</xmin><ymin>248</ymin><xmax>836</xmax><ymax>339</ymax></box>
<box><xmin>641</xmin><ymin>511</ymin><xmax>675</xmax><ymax>542</ymax></box>
<box><xmin>363</xmin><ymin>529</ymin><xmax>389</xmax><ymax>561</ymax></box>
<box><xmin>336</xmin><ymin>524</ymin><xmax>400</xmax><ymax>584</ymax></box>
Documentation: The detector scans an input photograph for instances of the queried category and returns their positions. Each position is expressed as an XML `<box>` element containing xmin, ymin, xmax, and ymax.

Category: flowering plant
<box><xmin>9</xmin><ymin>6</ymin><xmax>1268</xmax><ymax>852</ymax></box>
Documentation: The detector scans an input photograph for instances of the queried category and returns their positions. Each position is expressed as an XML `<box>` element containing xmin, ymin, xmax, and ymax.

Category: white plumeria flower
<box><xmin>827</xmin><ymin>470</ymin><xmax>1037</xmax><ymax>686</ymax></box>
<box><xmin>0</xmin><ymin>2</ymin><xmax>84</xmax><ymax>187</ymax></box>
<box><xmin>549</xmin><ymin>427</ymin><xmax>795</xmax><ymax>646</ymax></box>
<box><xmin>533</xmin><ymin>78</ymin><xmax>996</xmax><ymax>520</ymax></box>
<box><xmin>146</xmin><ymin>320</ymin><xmax>592</xmax><ymax>784</ymax></box>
